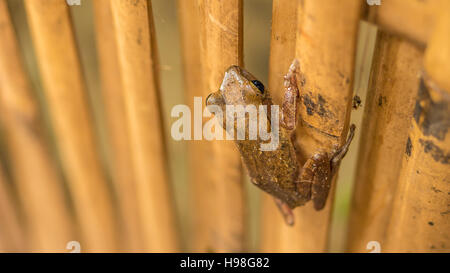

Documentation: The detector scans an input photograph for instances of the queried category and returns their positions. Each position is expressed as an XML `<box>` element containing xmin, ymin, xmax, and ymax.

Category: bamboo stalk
<box><xmin>24</xmin><ymin>0</ymin><xmax>118</xmax><ymax>252</ymax></box>
<box><xmin>196</xmin><ymin>0</ymin><xmax>245</xmax><ymax>252</ymax></box>
<box><xmin>273</xmin><ymin>0</ymin><xmax>361</xmax><ymax>252</ymax></box>
<box><xmin>423</xmin><ymin>2</ymin><xmax>450</xmax><ymax>93</ymax></box>
<box><xmin>92</xmin><ymin>0</ymin><xmax>142</xmax><ymax>252</ymax></box>
<box><xmin>176</xmin><ymin>0</ymin><xmax>206</xmax><ymax>251</ymax></box>
<box><xmin>384</xmin><ymin>4</ymin><xmax>450</xmax><ymax>252</ymax></box>
<box><xmin>346</xmin><ymin>32</ymin><xmax>423</xmax><ymax>252</ymax></box>
<box><xmin>109</xmin><ymin>0</ymin><xmax>179</xmax><ymax>252</ymax></box>
<box><xmin>0</xmin><ymin>162</ymin><xmax>26</xmax><ymax>252</ymax></box>
<box><xmin>0</xmin><ymin>0</ymin><xmax>76</xmax><ymax>252</ymax></box>
<box><xmin>260</xmin><ymin>0</ymin><xmax>298</xmax><ymax>252</ymax></box>
<box><xmin>370</xmin><ymin>0</ymin><xmax>440</xmax><ymax>46</ymax></box>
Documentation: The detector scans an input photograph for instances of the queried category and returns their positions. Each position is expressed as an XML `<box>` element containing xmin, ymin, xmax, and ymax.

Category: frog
<box><xmin>205</xmin><ymin>59</ymin><xmax>356</xmax><ymax>225</ymax></box>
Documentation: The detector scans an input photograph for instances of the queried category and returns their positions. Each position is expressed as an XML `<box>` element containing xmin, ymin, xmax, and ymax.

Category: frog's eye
<box><xmin>251</xmin><ymin>80</ymin><xmax>265</xmax><ymax>94</ymax></box>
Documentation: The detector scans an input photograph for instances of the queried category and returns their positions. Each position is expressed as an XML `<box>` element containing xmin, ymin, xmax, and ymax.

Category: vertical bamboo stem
<box><xmin>197</xmin><ymin>0</ymin><xmax>245</xmax><ymax>252</ymax></box>
<box><xmin>277</xmin><ymin>0</ymin><xmax>361</xmax><ymax>252</ymax></box>
<box><xmin>109</xmin><ymin>0</ymin><xmax>179</xmax><ymax>252</ymax></box>
<box><xmin>176</xmin><ymin>0</ymin><xmax>205</xmax><ymax>251</ymax></box>
<box><xmin>0</xmin><ymin>163</ymin><xmax>26</xmax><ymax>252</ymax></box>
<box><xmin>0</xmin><ymin>0</ymin><xmax>76</xmax><ymax>252</ymax></box>
<box><xmin>92</xmin><ymin>0</ymin><xmax>142</xmax><ymax>252</ymax></box>
<box><xmin>24</xmin><ymin>0</ymin><xmax>118</xmax><ymax>252</ymax></box>
<box><xmin>260</xmin><ymin>0</ymin><xmax>298</xmax><ymax>252</ymax></box>
<box><xmin>384</xmin><ymin>4</ymin><xmax>450</xmax><ymax>252</ymax></box>
<box><xmin>346</xmin><ymin>32</ymin><xmax>423</xmax><ymax>252</ymax></box>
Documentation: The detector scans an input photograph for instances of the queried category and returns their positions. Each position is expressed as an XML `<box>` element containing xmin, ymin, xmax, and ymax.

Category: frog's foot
<box><xmin>330</xmin><ymin>124</ymin><xmax>356</xmax><ymax>176</ymax></box>
<box><xmin>273</xmin><ymin>198</ymin><xmax>295</xmax><ymax>226</ymax></box>
<box><xmin>281</xmin><ymin>59</ymin><xmax>301</xmax><ymax>131</ymax></box>
<box><xmin>299</xmin><ymin>153</ymin><xmax>331</xmax><ymax>210</ymax></box>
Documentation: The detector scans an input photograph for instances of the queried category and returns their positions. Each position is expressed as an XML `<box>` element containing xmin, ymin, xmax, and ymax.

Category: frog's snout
<box><xmin>205</xmin><ymin>91</ymin><xmax>224</xmax><ymax>107</ymax></box>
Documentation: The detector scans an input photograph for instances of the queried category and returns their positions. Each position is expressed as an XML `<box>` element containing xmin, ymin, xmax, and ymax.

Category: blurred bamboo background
<box><xmin>0</xmin><ymin>0</ymin><xmax>448</xmax><ymax>253</ymax></box>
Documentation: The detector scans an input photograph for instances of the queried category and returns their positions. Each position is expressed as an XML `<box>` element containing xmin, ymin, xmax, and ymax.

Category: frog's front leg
<box><xmin>281</xmin><ymin>59</ymin><xmax>301</xmax><ymax>130</ymax></box>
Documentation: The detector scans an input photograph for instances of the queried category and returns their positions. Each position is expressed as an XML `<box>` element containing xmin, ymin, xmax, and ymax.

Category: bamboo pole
<box><xmin>0</xmin><ymin>162</ymin><xmax>25</xmax><ymax>252</ymax></box>
<box><xmin>346</xmin><ymin>32</ymin><xmax>423</xmax><ymax>252</ymax></box>
<box><xmin>24</xmin><ymin>0</ymin><xmax>118</xmax><ymax>252</ymax></box>
<box><xmin>384</xmin><ymin>4</ymin><xmax>450</xmax><ymax>252</ymax></box>
<box><xmin>109</xmin><ymin>0</ymin><xmax>179</xmax><ymax>252</ymax></box>
<box><xmin>0</xmin><ymin>0</ymin><xmax>76</xmax><ymax>252</ymax></box>
<box><xmin>260</xmin><ymin>0</ymin><xmax>298</xmax><ymax>252</ymax></box>
<box><xmin>271</xmin><ymin>0</ymin><xmax>361</xmax><ymax>252</ymax></box>
<box><xmin>370</xmin><ymin>0</ymin><xmax>440</xmax><ymax>46</ymax></box>
<box><xmin>176</xmin><ymin>0</ymin><xmax>206</xmax><ymax>251</ymax></box>
<box><xmin>92</xmin><ymin>0</ymin><xmax>142</xmax><ymax>252</ymax></box>
<box><xmin>196</xmin><ymin>0</ymin><xmax>245</xmax><ymax>252</ymax></box>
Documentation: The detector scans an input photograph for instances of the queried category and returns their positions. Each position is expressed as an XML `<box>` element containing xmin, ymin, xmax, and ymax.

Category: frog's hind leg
<box><xmin>299</xmin><ymin>153</ymin><xmax>332</xmax><ymax>211</ymax></box>
<box><xmin>330</xmin><ymin>124</ymin><xmax>356</xmax><ymax>176</ymax></box>
<box><xmin>273</xmin><ymin>198</ymin><xmax>295</xmax><ymax>226</ymax></box>
<box><xmin>307</xmin><ymin>125</ymin><xmax>356</xmax><ymax>210</ymax></box>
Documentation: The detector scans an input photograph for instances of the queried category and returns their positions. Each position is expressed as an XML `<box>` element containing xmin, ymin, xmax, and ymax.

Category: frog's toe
<box><xmin>274</xmin><ymin>198</ymin><xmax>295</xmax><ymax>226</ymax></box>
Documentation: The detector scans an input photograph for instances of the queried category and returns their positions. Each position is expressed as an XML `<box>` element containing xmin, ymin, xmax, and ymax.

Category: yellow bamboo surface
<box><xmin>176</xmin><ymin>0</ymin><xmax>205</xmax><ymax>251</ymax></box>
<box><xmin>0</xmin><ymin>163</ymin><xmax>25</xmax><ymax>252</ymax></box>
<box><xmin>24</xmin><ymin>0</ymin><xmax>118</xmax><ymax>252</ymax></box>
<box><xmin>271</xmin><ymin>0</ymin><xmax>361</xmax><ymax>252</ymax></box>
<box><xmin>260</xmin><ymin>0</ymin><xmax>298</xmax><ymax>252</ymax></box>
<box><xmin>383</xmin><ymin>4</ymin><xmax>450</xmax><ymax>252</ymax></box>
<box><xmin>346</xmin><ymin>32</ymin><xmax>423</xmax><ymax>252</ymax></box>
<box><xmin>370</xmin><ymin>0</ymin><xmax>441</xmax><ymax>45</ymax></box>
<box><xmin>0</xmin><ymin>0</ymin><xmax>76</xmax><ymax>252</ymax></box>
<box><xmin>197</xmin><ymin>0</ymin><xmax>245</xmax><ymax>252</ymax></box>
<box><xmin>92</xmin><ymin>0</ymin><xmax>142</xmax><ymax>252</ymax></box>
<box><xmin>109</xmin><ymin>0</ymin><xmax>179</xmax><ymax>252</ymax></box>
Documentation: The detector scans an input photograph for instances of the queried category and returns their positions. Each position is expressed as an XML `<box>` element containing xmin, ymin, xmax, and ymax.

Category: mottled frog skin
<box><xmin>206</xmin><ymin>60</ymin><xmax>355</xmax><ymax>225</ymax></box>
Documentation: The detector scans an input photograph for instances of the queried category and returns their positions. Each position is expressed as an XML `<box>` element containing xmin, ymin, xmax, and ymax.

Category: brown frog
<box><xmin>206</xmin><ymin>60</ymin><xmax>355</xmax><ymax>225</ymax></box>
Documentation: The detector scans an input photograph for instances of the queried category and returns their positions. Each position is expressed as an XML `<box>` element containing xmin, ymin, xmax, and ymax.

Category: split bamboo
<box><xmin>346</xmin><ymin>32</ymin><xmax>423</xmax><ymax>252</ymax></box>
<box><xmin>383</xmin><ymin>3</ymin><xmax>450</xmax><ymax>252</ymax></box>
<box><xmin>109</xmin><ymin>0</ymin><xmax>179</xmax><ymax>252</ymax></box>
<box><xmin>24</xmin><ymin>0</ymin><xmax>118</xmax><ymax>252</ymax></box>
<box><xmin>0</xmin><ymin>0</ymin><xmax>75</xmax><ymax>252</ymax></box>
<box><xmin>92</xmin><ymin>0</ymin><xmax>142</xmax><ymax>252</ymax></box>
<box><xmin>196</xmin><ymin>0</ymin><xmax>245</xmax><ymax>252</ymax></box>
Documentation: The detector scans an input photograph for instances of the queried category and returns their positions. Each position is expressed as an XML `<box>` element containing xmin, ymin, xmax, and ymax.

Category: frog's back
<box><xmin>235</xmin><ymin>127</ymin><xmax>301</xmax><ymax>205</ymax></box>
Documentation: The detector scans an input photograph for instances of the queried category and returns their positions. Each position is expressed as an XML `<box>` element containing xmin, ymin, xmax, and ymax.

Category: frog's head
<box><xmin>206</xmin><ymin>66</ymin><xmax>268</xmax><ymax>109</ymax></box>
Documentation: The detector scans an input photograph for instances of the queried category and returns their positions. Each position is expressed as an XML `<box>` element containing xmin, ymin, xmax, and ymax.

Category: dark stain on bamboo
<box><xmin>301</xmin><ymin>92</ymin><xmax>332</xmax><ymax>119</ymax></box>
<box><xmin>406</xmin><ymin>136</ymin><xmax>413</xmax><ymax>157</ymax></box>
<box><xmin>419</xmin><ymin>139</ymin><xmax>450</xmax><ymax>165</ymax></box>
<box><xmin>413</xmin><ymin>79</ymin><xmax>450</xmax><ymax>141</ymax></box>
<box><xmin>377</xmin><ymin>95</ymin><xmax>387</xmax><ymax>107</ymax></box>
